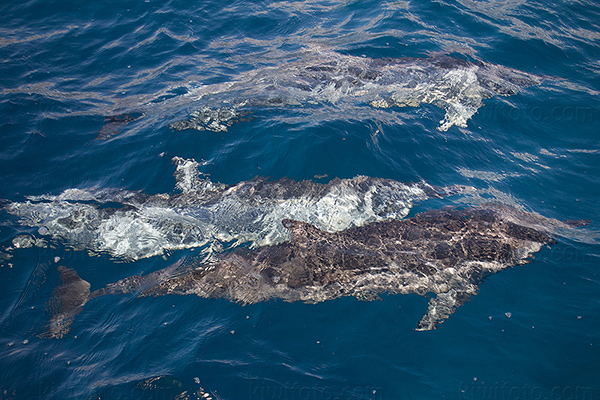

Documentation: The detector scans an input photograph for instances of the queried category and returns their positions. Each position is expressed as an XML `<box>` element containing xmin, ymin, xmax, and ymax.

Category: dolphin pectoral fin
<box><xmin>415</xmin><ymin>283</ymin><xmax>479</xmax><ymax>331</ymax></box>
<box><xmin>40</xmin><ymin>266</ymin><xmax>92</xmax><ymax>339</ymax></box>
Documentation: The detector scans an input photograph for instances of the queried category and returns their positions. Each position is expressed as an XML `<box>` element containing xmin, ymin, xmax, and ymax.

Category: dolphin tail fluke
<box><xmin>415</xmin><ymin>283</ymin><xmax>478</xmax><ymax>331</ymax></box>
<box><xmin>40</xmin><ymin>266</ymin><xmax>92</xmax><ymax>339</ymax></box>
<box><xmin>39</xmin><ymin>258</ymin><xmax>193</xmax><ymax>338</ymax></box>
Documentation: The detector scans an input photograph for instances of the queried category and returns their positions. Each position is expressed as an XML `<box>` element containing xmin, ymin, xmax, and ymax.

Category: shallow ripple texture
<box><xmin>0</xmin><ymin>0</ymin><xmax>599</xmax><ymax>399</ymax></box>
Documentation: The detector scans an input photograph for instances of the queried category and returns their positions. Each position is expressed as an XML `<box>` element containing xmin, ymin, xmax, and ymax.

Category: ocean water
<box><xmin>1</xmin><ymin>0</ymin><xmax>599</xmax><ymax>398</ymax></box>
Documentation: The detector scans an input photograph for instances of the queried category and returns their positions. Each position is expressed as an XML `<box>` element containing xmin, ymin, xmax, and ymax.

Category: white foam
<box><xmin>4</xmin><ymin>157</ymin><xmax>471</xmax><ymax>261</ymax></box>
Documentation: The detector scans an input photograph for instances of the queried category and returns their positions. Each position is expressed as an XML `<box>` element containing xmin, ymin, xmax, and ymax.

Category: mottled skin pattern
<box><xmin>134</xmin><ymin>206</ymin><xmax>553</xmax><ymax>330</ymax></box>
<box><xmin>45</xmin><ymin>205</ymin><xmax>561</xmax><ymax>337</ymax></box>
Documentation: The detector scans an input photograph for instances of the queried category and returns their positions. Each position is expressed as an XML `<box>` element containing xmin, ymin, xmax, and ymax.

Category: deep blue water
<box><xmin>1</xmin><ymin>0</ymin><xmax>599</xmax><ymax>399</ymax></box>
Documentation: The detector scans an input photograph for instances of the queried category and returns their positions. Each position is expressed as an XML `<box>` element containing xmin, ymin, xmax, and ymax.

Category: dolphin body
<box><xmin>44</xmin><ymin>204</ymin><xmax>585</xmax><ymax>338</ymax></box>
<box><xmin>3</xmin><ymin>157</ymin><xmax>470</xmax><ymax>261</ymax></box>
<box><xmin>164</xmin><ymin>48</ymin><xmax>541</xmax><ymax>133</ymax></box>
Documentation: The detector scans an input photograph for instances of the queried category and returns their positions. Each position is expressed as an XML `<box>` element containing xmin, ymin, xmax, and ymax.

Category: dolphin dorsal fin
<box><xmin>282</xmin><ymin>219</ymin><xmax>324</xmax><ymax>243</ymax></box>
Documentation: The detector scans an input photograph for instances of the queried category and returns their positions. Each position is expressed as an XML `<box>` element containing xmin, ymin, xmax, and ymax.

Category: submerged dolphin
<box><xmin>3</xmin><ymin>157</ymin><xmax>470</xmax><ymax>261</ymax></box>
<box><xmin>97</xmin><ymin>48</ymin><xmax>541</xmax><ymax>138</ymax></box>
<box><xmin>166</xmin><ymin>48</ymin><xmax>540</xmax><ymax>133</ymax></box>
<box><xmin>44</xmin><ymin>204</ymin><xmax>586</xmax><ymax>338</ymax></box>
